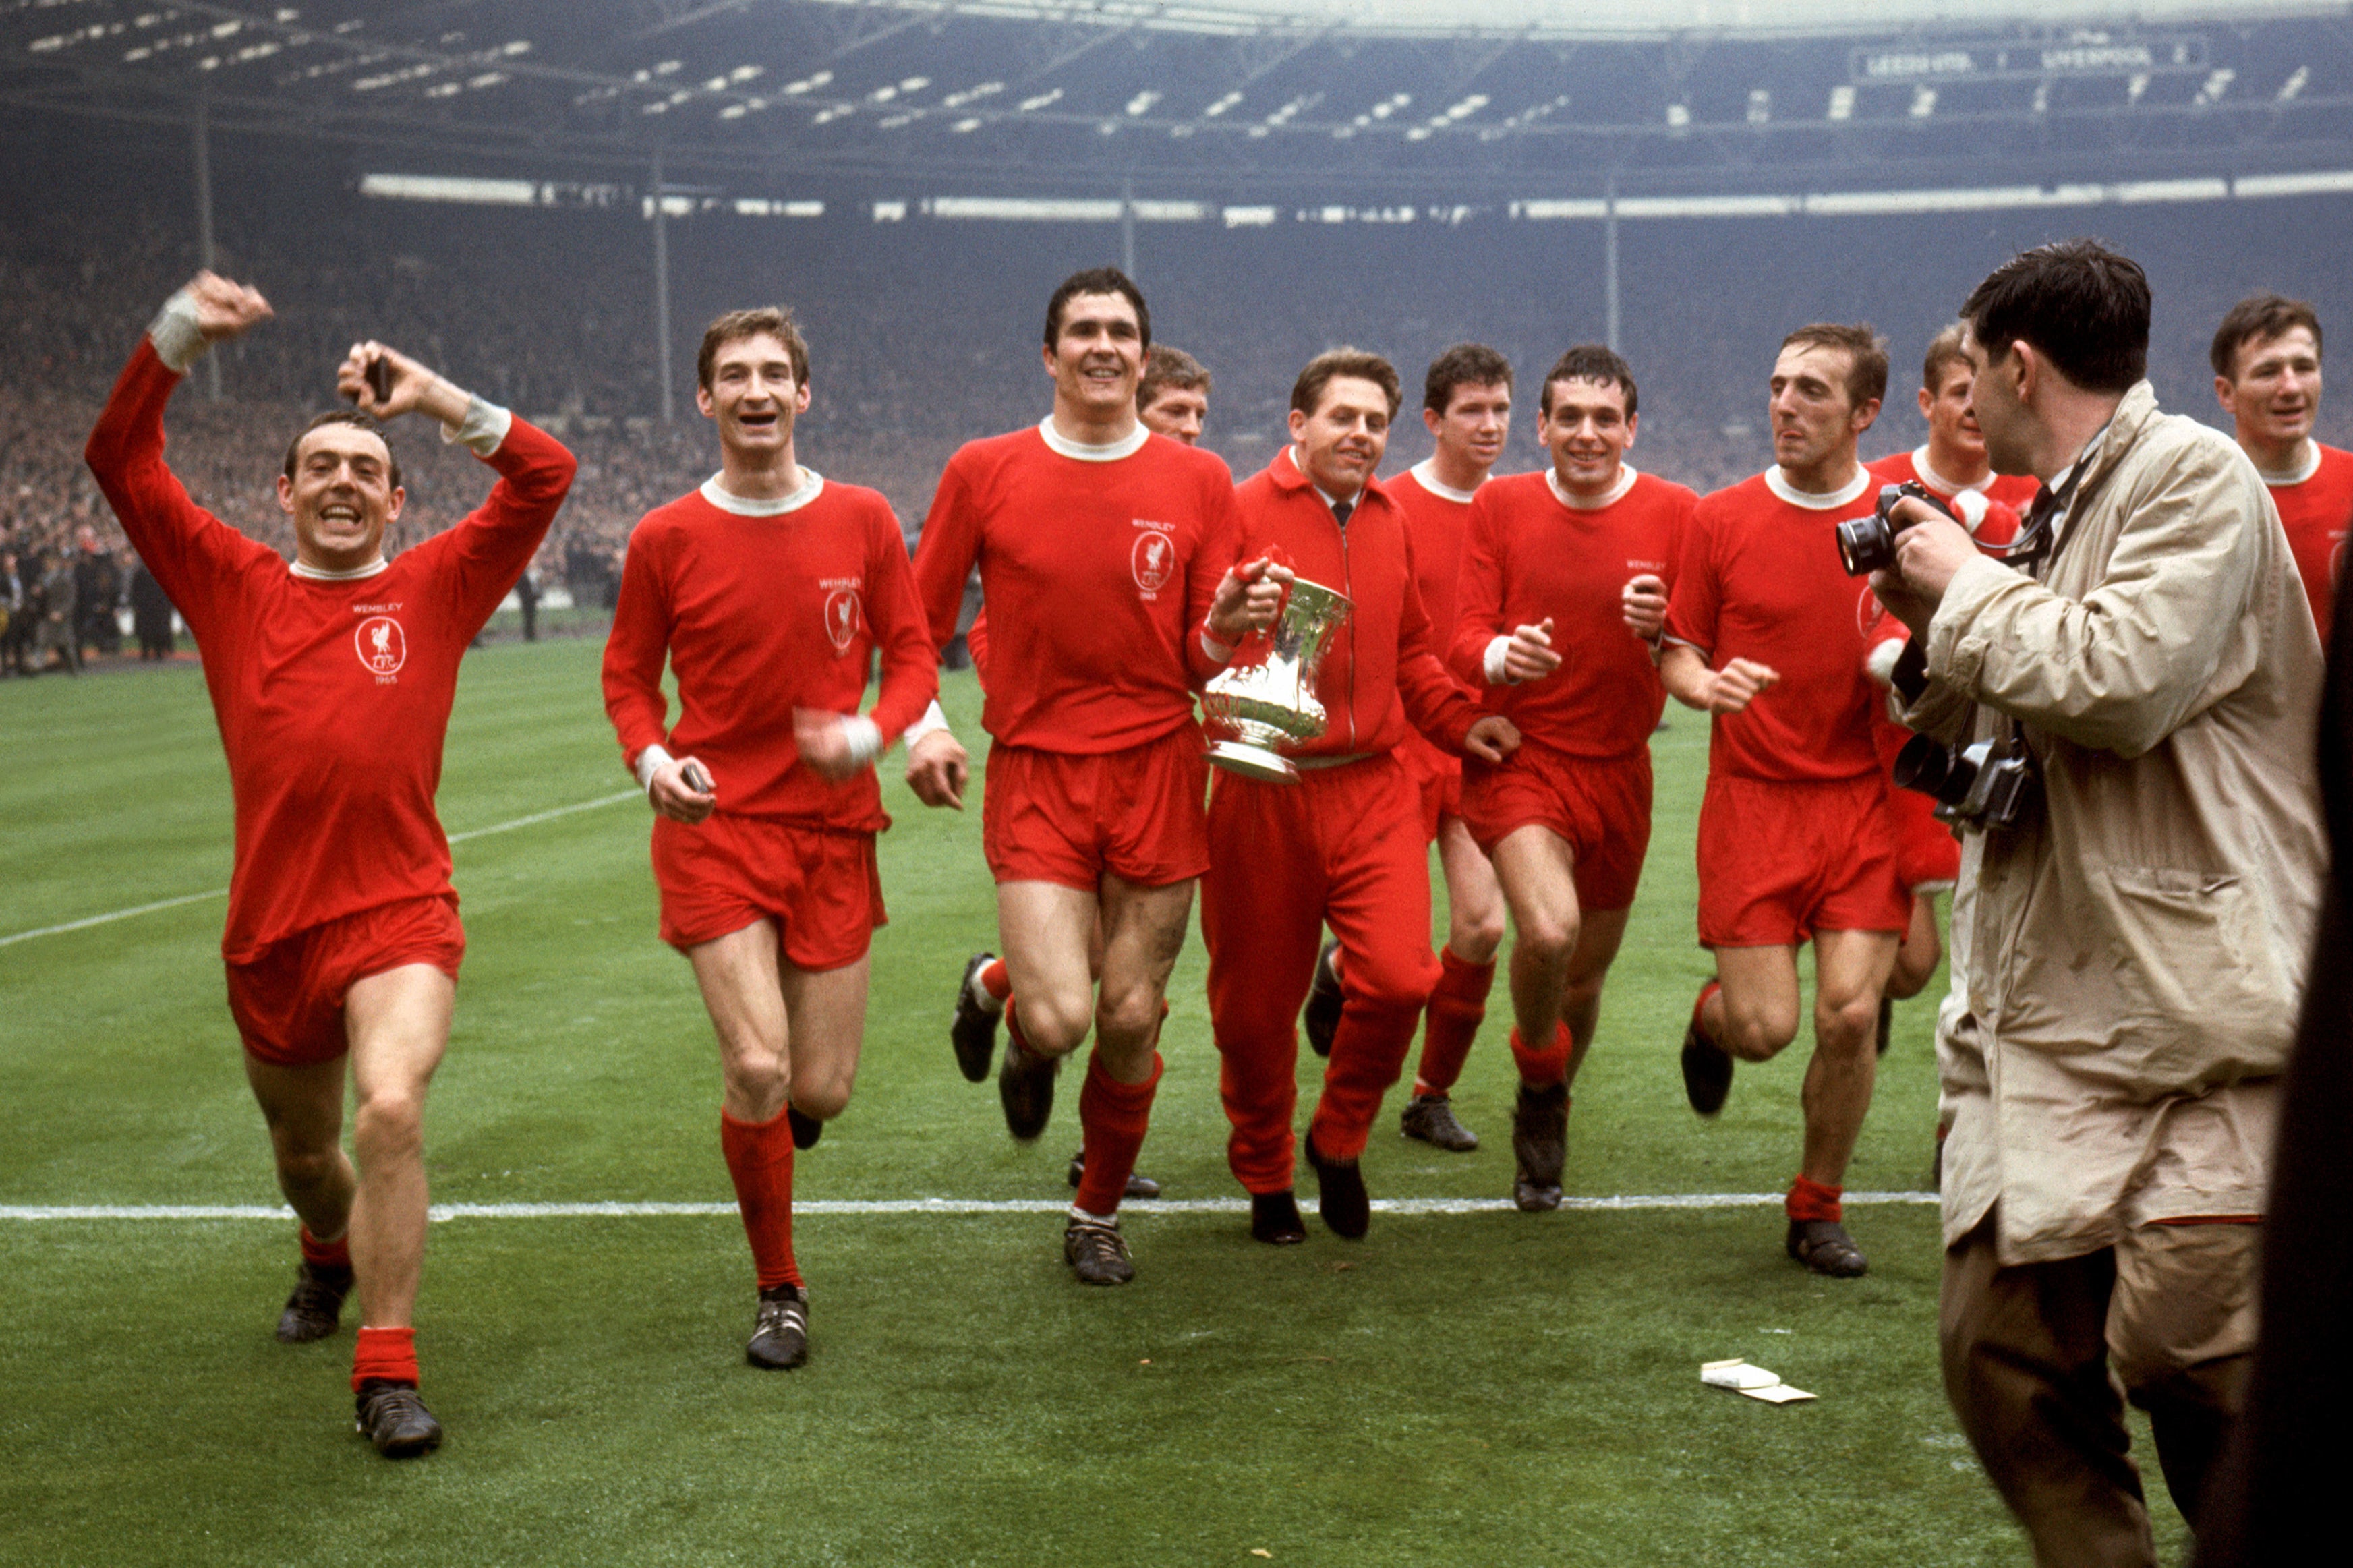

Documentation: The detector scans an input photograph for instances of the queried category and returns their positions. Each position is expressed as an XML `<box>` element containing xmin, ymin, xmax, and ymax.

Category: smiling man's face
<box><xmin>278</xmin><ymin>421</ymin><xmax>402</xmax><ymax>570</ymax></box>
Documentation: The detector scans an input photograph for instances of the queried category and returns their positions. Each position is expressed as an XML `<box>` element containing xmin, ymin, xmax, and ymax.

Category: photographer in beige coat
<box><xmin>1871</xmin><ymin>240</ymin><xmax>2327</xmax><ymax>1568</ymax></box>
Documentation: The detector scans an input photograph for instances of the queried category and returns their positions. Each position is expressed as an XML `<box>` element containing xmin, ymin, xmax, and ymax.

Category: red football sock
<box><xmin>1412</xmin><ymin>946</ymin><xmax>1494</xmax><ymax>1095</ymax></box>
<box><xmin>720</xmin><ymin>1109</ymin><xmax>803</xmax><ymax>1291</ymax></box>
<box><xmin>1786</xmin><ymin>1174</ymin><xmax>1844</xmax><ymax>1224</ymax></box>
<box><xmin>1004</xmin><ymin>995</ymin><xmax>1033</xmax><ymax>1057</ymax></box>
<box><xmin>351</xmin><ymin>1326</ymin><xmax>418</xmax><ymax>1393</ymax></box>
<box><xmin>1508</xmin><ymin>1022</ymin><xmax>1573</xmax><ymax>1089</ymax></box>
<box><xmin>977</xmin><ymin>957</ymin><xmax>1012</xmax><ymax>1003</ymax></box>
<box><xmin>300</xmin><ymin>1225</ymin><xmax>351</xmax><ymax>1271</ymax></box>
<box><xmin>1074</xmin><ymin>1051</ymin><xmax>1162</xmax><ymax>1217</ymax></box>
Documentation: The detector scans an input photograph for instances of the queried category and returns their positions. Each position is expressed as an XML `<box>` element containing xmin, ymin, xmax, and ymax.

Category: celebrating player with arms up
<box><xmin>2210</xmin><ymin>293</ymin><xmax>2350</xmax><ymax>633</ymax></box>
<box><xmin>85</xmin><ymin>273</ymin><xmax>576</xmax><ymax>1456</ymax></box>
<box><xmin>602</xmin><ymin>309</ymin><xmax>937</xmax><ymax>1370</ymax></box>
<box><xmin>1660</xmin><ymin>324</ymin><xmax>1907</xmax><ymax>1278</ymax></box>
<box><xmin>1304</xmin><ymin>345</ymin><xmax>1513</xmax><ymax>1157</ymax></box>
<box><xmin>1450</xmin><ymin>346</ymin><xmax>1695</xmax><ymax>1211</ymax></box>
<box><xmin>1203</xmin><ymin>350</ymin><xmax>1518</xmax><ymax>1244</ymax></box>
<box><xmin>910</xmin><ymin>268</ymin><xmax>1281</xmax><ymax>1286</ymax></box>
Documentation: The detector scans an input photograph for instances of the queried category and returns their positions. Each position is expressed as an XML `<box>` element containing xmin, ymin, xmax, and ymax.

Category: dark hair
<box><xmin>283</xmin><ymin>410</ymin><xmax>400</xmax><ymax>492</ymax></box>
<box><xmin>1138</xmin><ymin>343</ymin><xmax>1210</xmax><ymax>409</ymax></box>
<box><xmin>1043</xmin><ymin>266</ymin><xmax>1151</xmax><ymax>351</ymax></box>
<box><xmin>1291</xmin><ymin>348</ymin><xmax>1401</xmax><ymax>420</ymax></box>
<box><xmin>2209</xmin><ymin>293</ymin><xmax>2323</xmax><ymax>380</ymax></box>
<box><xmin>698</xmin><ymin>306</ymin><xmax>810</xmax><ymax>391</ymax></box>
<box><xmin>1778</xmin><ymin>322</ymin><xmax>1890</xmax><ymax>408</ymax></box>
<box><xmin>1539</xmin><ymin>345</ymin><xmax>1639</xmax><ymax>418</ymax></box>
<box><xmin>1423</xmin><ymin>343</ymin><xmax>1515</xmax><ymax>416</ymax></box>
<box><xmin>1921</xmin><ymin>322</ymin><xmax>1973</xmax><ymax>393</ymax></box>
<box><xmin>1962</xmin><ymin>240</ymin><xmax>2149</xmax><ymax>394</ymax></box>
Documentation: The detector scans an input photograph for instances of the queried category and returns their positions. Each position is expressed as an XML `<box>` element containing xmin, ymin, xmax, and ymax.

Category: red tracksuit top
<box><xmin>1231</xmin><ymin>447</ymin><xmax>1479</xmax><ymax>762</ymax></box>
<box><xmin>912</xmin><ymin>422</ymin><xmax>1244</xmax><ymax>755</ymax></box>
<box><xmin>1449</xmin><ymin>468</ymin><xmax>1695</xmax><ymax>759</ymax></box>
<box><xmin>2265</xmin><ymin>442</ymin><xmax>2353</xmax><ymax>634</ymax></box>
<box><xmin>85</xmin><ymin>339</ymin><xmax>577</xmax><ymax>962</ymax></box>
<box><xmin>602</xmin><ymin>476</ymin><xmax>939</xmax><ymax>833</ymax></box>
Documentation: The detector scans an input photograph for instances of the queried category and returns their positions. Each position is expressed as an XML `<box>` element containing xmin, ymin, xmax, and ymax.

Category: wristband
<box><xmin>842</xmin><ymin>716</ymin><xmax>882</xmax><ymax>767</ymax></box>
<box><xmin>1199</xmin><ymin>625</ymin><xmax>1234</xmax><ymax>665</ymax></box>
<box><xmin>441</xmin><ymin>395</ymin><xmax>513</xmax><ymax>457</ymax></box>
<box><xmin>148</xmin><ymin>291</ymin><xmax>208</xmax><ymax>374</ymax></box>
<box><xmin>635</xmin><ymin>745</ymin><xmax>676</xmax><ymax>794</ymax></box>
<box><xmin>1484</xmin><ymin>635</ymin><xmax>1514</xmax><ymax>685</ymax></box>
<box><xmin>904</xmin><ymin>699</ymin><xmax>952</xmax><ymax>747</ymax></box>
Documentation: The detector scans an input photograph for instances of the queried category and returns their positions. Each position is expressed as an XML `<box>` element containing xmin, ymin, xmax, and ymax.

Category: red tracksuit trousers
<box><xmin>1201</xmin><ymin>751</ymin><xmax>1441</xmax><ymax>1194</ymax></box>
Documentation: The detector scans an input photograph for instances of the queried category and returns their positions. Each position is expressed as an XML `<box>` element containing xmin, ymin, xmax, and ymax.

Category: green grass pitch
<box><xmin>0</xmin><ymin>640</ymin><xmax>2186</xmax><ymax>1565</ymax></box>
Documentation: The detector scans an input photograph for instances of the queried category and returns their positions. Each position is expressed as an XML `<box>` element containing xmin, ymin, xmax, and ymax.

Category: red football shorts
<box><xmin>652</xmin><ymin>811</ymin><xmax>883</xmax><ymax>970</ymax></box>
<box><xmin>1695</xmin><ymin>773</ymin><xmax>1908</xmax><ymax>948</ymax></box>
<box><xmin>226</xmin><ymin>894</ymin><xmax>465</xmax><ymax>1068</ymax></box>
<box><xmin>1461</xmin><ymin>741</ymin><xmax>1653</xmax><ymax>914</ymax></box>
<box><xmin>1888</xmin><ymin>783</ymin><xmax>1960</xmax><ymax>894</ymax></box>
<box><xmin>982</xmin><ymin>727</ymin><xmax>1211</xmax><ymax>891</ymax></box>
<box><xmin>1395</xmin><ymin>729</ymin><xmax>1463</xmax><ymax>843</ymax></box>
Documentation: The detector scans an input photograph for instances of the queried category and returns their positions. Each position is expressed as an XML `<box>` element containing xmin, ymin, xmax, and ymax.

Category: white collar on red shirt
<box><xmin>1038</xmin><ymin>417</ymin><xmax>1149</xmax><ymax>463</ymax></box>
<box><xmin>1764</xmin><ymin>464</ymin><xmax>1872</xmax><ymax>510</ymax></box>
<box><xmin>700</xmin><ymin>469</ymin><xmax>824</xmax><ymax>516</ymax></box>
<box><xmin>1407</xmin><ymin>458</ymin><xmax>1482</xmax><ymax>504</ymax></box>
<box><xmin>291</xmin><ymin>556</ymin><xmax>388</xmax><ymax>581</ymax></box>
<box><xmin>2255</xmin><ymin>439</ymin><xmax>2323</xmax><ymax>487</ymax></box>
<box><xmin>1546</xmin><ymin>462</ymin><xmax>1639</xmax><ymax>512</ymax></box>
<box><xmin>1906</xmin><ymin>446</ymin><xmax>1994</xmax><ymax>532</ymax></box>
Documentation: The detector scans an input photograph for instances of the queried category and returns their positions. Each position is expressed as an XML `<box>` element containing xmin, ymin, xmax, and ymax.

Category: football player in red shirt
<box><xmin>1203</xmin><ymin>350</ymin><xmax>1519</xmax><ymax>1244</ymax></box>
<box><xmin>1304</xmin><ymin>345</ymin><xmax>1513</xmax><ymax>1159</ymax></box>
<box><xmin>1660</xmin><ymin>324</ymin><xmax>1907</xmax><ymax>1279</ymax></box>
<box><xmin>1863</xmin><ymin>325</ymin><xmax>2039</xmax><ymax>1030</ymax></box>
<box><xmin>602</xmin><ymin>309</ymin><xmax>939</xmax><ymax>1370</ymax></box>
<box><xmin>84</xmin><ymin>272</ymin><xmax>577</xmax><ymax>1455</ymax></box>
<box><xmin>1451</xmin><ymin>345</ymin><xmax>1695</xmax><ymax>1210</ymax></box>
<box><xmin>2210</xmin><ymin>293</ymin><xmax>2351</xmax><ymax>633</ymax></box>
<box><xmin>908</xmin><ymin>269</ymin><xmax>1281</xmax><ymax>1285</ymax></box>
<box><xmin>1138</xmin><ymin>343</ymin><xmax>1213</xmax><ymax>445</ymax></box>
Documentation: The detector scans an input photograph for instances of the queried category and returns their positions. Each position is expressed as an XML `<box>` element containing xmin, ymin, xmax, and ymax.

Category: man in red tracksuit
<box><xmin>85</xmin><ymin>271</ymin><xmax>576</xmax><ymax>1456</ymax></box>
<box><xmin>1202</xmin><ymin>349</ymin><xmax>1519</xmax><ymax>1244</ymax></box>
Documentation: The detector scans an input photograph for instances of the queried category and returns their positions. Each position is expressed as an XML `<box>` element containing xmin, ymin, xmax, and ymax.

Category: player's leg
<box><xmin>992</xmin><ymin>880</ymin><xmax>1100</xmax><ymax>1141</ymax></box>
<box><xmin>1558</xmin><ymin>908</ymin><xmax>1631</xmax><ymax>1086</ymax></box>
<box><xmin>1784</xmin><ymin>926</ymin><xmax>1898</xmax><ymax>1277</ymax></box>
<box><xmin>242</xmin><ymin>1051</ymin><xmax>357</xmax><ymax>1341</ymax></box>
<box><xmin>1488</xmin><ymin>824</ymin><xmax>1581</xmax><ymax>1211</ymax></box>
<box><xmin>1401</xmin><ymin>816</ymin><xmax>1503</xmax><ymax>1152</ymax></box>
<box><xmin>341</xmin><ymin>962</ymin><xmax>454</xmax><ymax>1455</ymax></box>
<box><xmin>1887</xmin><ymin>891</ymin><xmax>1942</xmax><ymax>1002</ymax></box>
<box><xmin>1066</xmin><ymin>901</ymin><xmax>1164</xmax><ymax>1201</ymax></box>
<box><xmin>1708</xmin><ymin>946</ymin><xmax>1804</xmax><ymax>1062</ymax></box>
<box><xmin>688</xmin><ymin>919</ymin><xmax>815</xmax><ymax>1367</ymax></box>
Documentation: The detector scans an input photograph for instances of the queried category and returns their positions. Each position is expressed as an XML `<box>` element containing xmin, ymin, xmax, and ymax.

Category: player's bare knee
<box><xmin>1815</xmin><ymin>992</ymin><xmax>1882</xmax><ymax>1051</ymax></box>
<box><xmin>1022</xmin><ymin>993</ymin><xmax>1093</xmax><ymax>1056</ymax></box>
<box><xmin>1094</xmin><ymin>987</ymin><xmax>1163</xmax><ymax>1050</ymax></box>
<box><xmin>352</xmin><ymin>1092</ymin><xmax>425</xmax><ymax>1158</ymax></box>
<box><xmin>1451</xmin><ymin>910</ymin><xmax>1506</xmax><ymax>964</ymax></box>
<box><xmin>1722</xmin><ymin>1007</ymin><xmax>1797</xmax><ymax>1062</ymax></box>
<box><xmin>273</xmin><ymin>1144</ymin><xmax>343</xmax><ymax>1190</ymax></box>
<box><xmin>790</xmin><ymin>1079</ymin><xmax>852</xmax><ymax>1122</ymax></box>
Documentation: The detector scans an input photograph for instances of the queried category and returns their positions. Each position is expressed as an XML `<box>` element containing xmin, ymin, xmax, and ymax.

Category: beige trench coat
<box><xmin>1902</xmin><ymin>381</ymin><xmax>2326</xmax><ymax>1265</ymax></box>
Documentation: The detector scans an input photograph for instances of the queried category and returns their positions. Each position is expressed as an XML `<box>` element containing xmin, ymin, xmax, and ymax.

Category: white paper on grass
<box><xmin>1700</xmin><ymin>1358</ymin><xmax>1816</xmax><ymax>1403</ymax></box>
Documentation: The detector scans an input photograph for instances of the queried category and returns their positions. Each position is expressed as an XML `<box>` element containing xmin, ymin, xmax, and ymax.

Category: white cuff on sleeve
<box><xmin>1484</xmin><ymin>635</ymin><xmax>1514</xmax><ymax>685</ymax></box>
<box><xmin>635</xmin><ymin>745</ymin><xmax>676</xmax><ymax>794</ymax></box>
<box><xmin>442</xmin><ymin>396</ymin><xmax>513</xmax><ymax>457</ymax></box>
<box><xmin>903</xmin><ymin>699</ymin><xmax>952</xmax><ymax>747</ymax></box>
<box><xmin>1198</xmin><ymin>625</ymin><xmax>1234</xmax><ymax>666</ymax></box>
<box><xmin>1865</xmin><ymin>638</ymin><xmax>1905</xmax><ymax>687</ymax></box>
<box><xmin>842</xmin><ymin>716</ymin><xmax>883</xmax><ymax>767</ymax></box>
<box><xmin>148</xmin><ymin>291</ymin><xmax>209</xmax><ymax>374</ymax></box>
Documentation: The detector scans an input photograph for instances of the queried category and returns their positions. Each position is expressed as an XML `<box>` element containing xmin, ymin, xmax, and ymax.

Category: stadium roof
<box><xmin>7</xmin><ymin>1</ymin><xmax>2352</xmax><ymax>197</ymax></box>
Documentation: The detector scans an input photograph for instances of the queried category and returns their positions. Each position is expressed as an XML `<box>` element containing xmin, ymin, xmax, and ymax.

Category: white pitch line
<box><xmin>0</xmin><ymin>790</ymin><xmax>639</xmax><ymax>950</ymax></box>
<box><xmin>0</xmin><ymin>1193</ymin><xmax>1938</xmax><ymax>1223</ymax></box>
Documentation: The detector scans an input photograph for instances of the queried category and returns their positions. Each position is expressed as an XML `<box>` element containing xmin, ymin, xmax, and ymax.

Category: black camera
<box><xmin>1892</xmin><ymin>732</ymin><xmax>2040</xmax><ymax>831</ymax></box>
<box><xmin>1837</xmin><ymin>481</ymin><xmax>1954</xmax><ymax>577</ymax></box>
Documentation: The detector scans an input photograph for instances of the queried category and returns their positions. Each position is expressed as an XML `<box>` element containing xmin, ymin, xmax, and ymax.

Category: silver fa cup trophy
<box><xmin>1200</xmin><ymin>576</ymin><xmax>1352</xmax><ymax>782</ymax></box>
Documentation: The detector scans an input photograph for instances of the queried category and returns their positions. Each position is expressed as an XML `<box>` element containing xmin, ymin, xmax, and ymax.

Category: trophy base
<box><xmin>1206</xmin><ymin>739</ymin><xmax>1300</xmax><ymax>784</ymax></box>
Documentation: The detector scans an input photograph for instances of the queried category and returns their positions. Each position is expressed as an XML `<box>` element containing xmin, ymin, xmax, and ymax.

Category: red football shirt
<box><xmin>2262</xmin><ymin>442</ymin><xmax>2353</xmax><ymax>633</ymax></box>
<box><xmin>1389</xmin><ymin>460</ymin><xmax>1484</xmax><ymax>776</ymax></box>
<box><xmin>602</xmin><ymin>475</ymin><xmax>938</xmax><ymax>832</ymax></box>
<box><xmin>1864</xmin><ymin>445</ymin><xmax>2035</xmax><ymax>549</ymax></box>
<box><xmin>85</xmin><ymin>340</ymin><xmax>577</xmax><ymax>962</ymax></box>
<box><xmin>1664</xmin><ymin>468</ymin><xmax>1886</xmax><ymax>783</ymax></box>
<box><xmin>913</xmin><ymin>422</ymin><xmax>1244</xmax><ymax>755</ymax></box>
<box><xmin>1451</xmin><ymin>467</ymin><xmax>1694</xmax><ymax>759</ymax></box>
<box><xmin>1229</xmin><ymin>447</ymin><xmax>1478</xmax><ymax>761</ymax></box>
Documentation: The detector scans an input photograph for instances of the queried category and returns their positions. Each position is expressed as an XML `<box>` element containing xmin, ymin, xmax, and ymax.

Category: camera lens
<box><xmin>1892</xmin><ymin>732</ymin><xmax>1952</xmax><ymax>794</ymax></box>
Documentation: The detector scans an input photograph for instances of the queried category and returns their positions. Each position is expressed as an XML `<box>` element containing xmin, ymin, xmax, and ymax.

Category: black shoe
<box><xmin>1511</xmin><ymin>1081</ymin><xmax>1569</xmax><ymax>1212</ymax></box>
<box><xmin>997</xmin><ymin>1035</ymin><xmax>1060</xmax><ymax>1142</ymax></box>
<box><xmin>787</xmin><ymin>1106</ymin><xmax>822</xmax><ymax>1150</ymax></box>
<box><xmin>1304</xmin><ymin>1132</ymin><xmax>1369</xmax><ymax>1240</ymax></box>
<box><xmin>1400</xmin><ymin>1093</ymin><xmax>1479</xmax><ymax>1152</ymax></box>
<box><xmin>276</xmin><ymin>1259</ymin><xmax>353</xmax><ymax>1343</ymax></box>
<box><xmin>1874</xmin><ymin>996</ymin><xmax>1894</xmax><ymax>1058</ymax></box>
<box><xmin>354</xmin><ymin>1380</ymin><xmax>442</xmax><ymax>1457</ymax></box>
<box><xmin>747</xmin><ymin>1284</ymin><xmax>809</xmax><ymax>1368</ymax></box>
<box><xmin>1250</xmin><ymin>1190</ymin><xmax>1307</xmax><ymax>1246</ymax></box>
<box><xmin>1786</xmin><ymin>1219</ymin><xmax>1869</xmax><ymax>1278</ymax></box>
<box><xmin>950</xmin><ymin>951</ymin><xmax>1001</xmax><ymax>1084</ymax></box>
<box><xmin>1302</xmin><ymin>939</ymin><xmax>1343</xmax><ymax>1059</ymax></box>
<box><xmin>1681</xmin><ymin>990</ymin><xmax>1733</xmax><ymax>1117</ymax></box>
<box><xmin>1067</xmin><ymin>1151</ymin><xmax>1161</xmax><ymax>1200</ymax></box>
<box><xmin>1063</xmin><ymin>1218</ymin><xmax>1135</xmax><ymax>1285</ymax></box>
